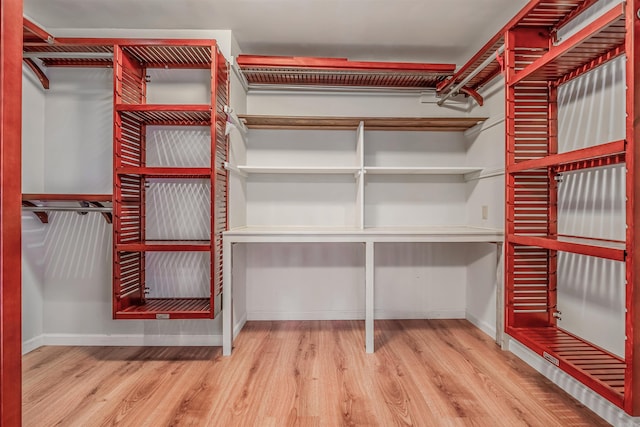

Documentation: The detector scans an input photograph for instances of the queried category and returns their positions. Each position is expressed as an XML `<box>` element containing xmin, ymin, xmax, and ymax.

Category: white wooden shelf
<box><xmin>224</xmin><ymin>225</ymin><xmax>503</xmax><ymax>242</ymax></box>
<box><xmin>364</xmin><ymin>166</ymin><xmax>483</xmax><ymax>175</ymax></box>
<box><xmin>238</xmin><ymin>165</ymin><xmax>361</xmax><ymax>175</ymax></box>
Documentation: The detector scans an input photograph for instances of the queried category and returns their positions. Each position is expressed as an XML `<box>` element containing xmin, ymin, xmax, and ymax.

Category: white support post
<box><xmin>222</xmin><ymin>239</ymin><xmax>233</xmax><ymax>356</ymax></box>
<box><xmin>365</xmin><ymin>241</ymin><xmax>375</xmax><ymax>353</ymax></box>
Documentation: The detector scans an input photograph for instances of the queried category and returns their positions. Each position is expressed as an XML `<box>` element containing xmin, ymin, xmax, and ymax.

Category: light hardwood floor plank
<box><xmin>23</xmin><ymin>320</ymin><xmax>610</xmax><ymax>426</ymax></box>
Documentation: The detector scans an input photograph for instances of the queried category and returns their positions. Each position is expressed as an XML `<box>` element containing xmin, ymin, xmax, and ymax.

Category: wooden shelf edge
<box><xmin>238</xmin><ymin>115</ymin><xmax>488</xmax><ymax>132</ymax></box>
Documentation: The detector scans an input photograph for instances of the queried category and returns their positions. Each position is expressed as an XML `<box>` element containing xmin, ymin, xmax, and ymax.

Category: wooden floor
<box><xmin>23</xmin><ymin>320</ymin><xmax>609</xmax><ymax>426</ymax></box>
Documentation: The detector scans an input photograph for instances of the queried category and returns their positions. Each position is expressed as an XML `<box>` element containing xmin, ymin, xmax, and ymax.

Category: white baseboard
<box><xmin>21</xmin><ymin>313</ymin><xmax>249</xmax><ymax>350</ymax></box>
<box><xmin>234</xmin><ymin>312</ymin><xmax>247</xmax><ymax>338</ymax></box>
<box><xmin>43</xmin><ymin>333</ymin><xmax>221</xmax><ymax>347</ymax></box>
<box><xmin>248</xmin><ymin>310</ymin><xmax>364</xmax><ymax>321</ymax></box>
<box><xmin>376</xmin><ymin>310</ymin><xmax>465</xmax><ymax>320</ymax></box>
<box><xmin>508</xmin><ymin>336</ymin><xmax>640</xmax><ymax>427</ymax></box>
<box><xmin>465</xmin><ymin>312</ymin><xmax>496</xmax><ymax>340</ymax></box>
<box><xmin>22</xmin><ymin>335</ymin><xmax>44</xmax><ymax>355</ymax></box>
<box><xmin>247</xmin><ymin>309</ymin><xmax>466</xmax><ymax>321</ymax></box>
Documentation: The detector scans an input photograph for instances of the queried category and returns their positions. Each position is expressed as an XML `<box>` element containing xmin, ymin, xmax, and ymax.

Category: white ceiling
<box><xmin>24</xmin><ymin>0</ymin><xmax>530</xmax><ymax>64</ymax></box>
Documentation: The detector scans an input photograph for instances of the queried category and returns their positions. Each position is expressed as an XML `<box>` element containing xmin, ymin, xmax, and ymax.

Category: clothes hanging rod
<box><xmin>247</xmin><ymin>84</ymin><xmax>429</xmax><ymax>94</ymax></box>
<box><xmin>437</xmin><ymin>44</ymin><xmax>505</xmax><ymax>107</ymax></box>
<box><xmin>22</xmin><ymin>206</ymin><xmax>113</xmax><ymax>213</ymax></box>
<box><xmin>22</xmin><ymin>52</ymin><xmax>114</xmax><ymax>59</ymax></box>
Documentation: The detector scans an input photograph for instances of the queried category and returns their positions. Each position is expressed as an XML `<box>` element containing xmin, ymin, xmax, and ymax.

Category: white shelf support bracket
<box><xmin>224</xmin><ymin>161</ymin><xmax>248</xmax><ymax>178</ymax></box>
<box><xmin>223</xmin><ymin>105</ymin><xmax>248</xmax><ymax>135</ymax></box>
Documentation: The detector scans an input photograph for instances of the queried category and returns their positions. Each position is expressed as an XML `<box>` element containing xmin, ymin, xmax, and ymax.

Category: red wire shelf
<box><xmin>236</xmin><ymin>55</ymin><xmax>455</xmax><ymax>89</ymax></box>
<box><xmin>509</xmin><ymin>234</ymin><xmax>626</xmax><ymax>261</ymax></box>
<box><xmin>120</xmin><ymin>42</ymin><xmax>214</xmax><ymax>68</ymax></box>
<box><xmin>438</xmin><ymin>0</ymin><xmax>601</xmax><ymax>95</ymax></box>
<box><xmin>116</xmin><ymin>241</ymin><xmax>211</xmax><ymax>252</ymax></box>
<box><xmin>116</xmin><ymin>167</ymin><xmax>211</xmax><ymax>178</ymax></box>
<box><xmin>509</xmin><ymin>326</ymin><xmax>625</xmax><ymax>408</ymax></box>
<box><xmin>511</xmin><ymin>3</ymin><xmax>626</xmax><ymax>85</ymax></box>
<box><xmin>508</xmin><ymin>140</ymin><xmax>626</xmax><ymax>173</ymax></box>
<box><xmin>116</xmin><ymin>104</ymin><xmax>212</xmax><ymax>126</ymax></box>
<box><xmin>114</xmin><ymin>298</ymin><xmax>211</xmax><ymax>319</ymax></box>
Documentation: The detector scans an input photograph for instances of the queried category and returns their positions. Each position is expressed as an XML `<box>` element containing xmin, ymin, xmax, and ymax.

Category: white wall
<box><xmin>22</xmin><ymin>66</ymin><xmax>47</xmax><ymax>352</ymax></box>
<box><xmin>463</xmin><ymin>77</ymin><xmax>506</xmax><ymax>337</ymax></box>
<box><xmin>238</xmin><ymin>89</ymin><xmax>503</xmax><ymax>327</ymax></box>
<box><xmin>555</xmin><ymin>56</ymin><xmax>626</xmax><ymax>357</ymax></box>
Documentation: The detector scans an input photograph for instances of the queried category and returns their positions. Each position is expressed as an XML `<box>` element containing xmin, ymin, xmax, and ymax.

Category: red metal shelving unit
<box><xmin>112</xmin><ymin>41</ymin><xmax>229</xmax><ymax>320</ymax></box>
<box><xmin>488</xmin><ymin>0</ymin><xmax>640</xmax><ymax>415</ymax></box>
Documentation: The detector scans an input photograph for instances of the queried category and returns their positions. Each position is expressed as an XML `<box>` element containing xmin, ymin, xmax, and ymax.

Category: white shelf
<box><xmin>238</xmin><ymin>165</ymin><xmax>361</xmax><ymax>175</ymax></box>
<box><xmin>224</xmin><ymin>225</ymin><xmax>504</xmax><ymax>243</ymax></box>
<box><xmin>364</xmin><ymin>166</ymin><xmax>483</xmax><ymax>175</ymax></box>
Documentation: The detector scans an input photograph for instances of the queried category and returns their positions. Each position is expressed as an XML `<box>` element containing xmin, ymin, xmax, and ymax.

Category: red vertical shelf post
<box><xmin>211</xmin><ymin>47</ymin><xmax>230</xmax><ymax>312</ymax></box>
<box><xmin>112</xmin><ymin>44</ymin><xmax>147</xmax><ymax>317</ymax></box>
<box><xmin>505</xmin><ymin>27</ymin><xmax>552</xmax><ymax>330</ymax></box>
<box><xmin>547</xmin><ymin>82</ymin><xmax>558</xmax><ymax>324</ymax></box>
<box><xmin>625</xmin><ymin>0</ymin><xmax>640</xmax><ymax>415</ymax></box>
<box><xmin>0</xmin><ymin>1</ymin><xmax>22</xmax><ymax>425</ymax></box>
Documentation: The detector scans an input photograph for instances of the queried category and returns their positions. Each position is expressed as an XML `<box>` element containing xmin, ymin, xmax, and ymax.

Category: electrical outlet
<box><xmin>481</xmin><ymin>205</ymin><xmax>489</xmax><ymax>220</ymax></box>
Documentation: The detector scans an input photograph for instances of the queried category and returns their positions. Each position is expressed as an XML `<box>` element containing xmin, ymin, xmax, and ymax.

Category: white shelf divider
<box><xmin>356</xmin><ymin>121</ymin><xmax>365</xmax><ymax>229</ymax></box>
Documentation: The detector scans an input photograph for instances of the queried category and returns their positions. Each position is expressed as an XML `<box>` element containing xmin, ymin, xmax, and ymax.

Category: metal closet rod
<box><xmin>437</xmin><ymin>44</ymin><xmax>505</xmax><ymax>106</ymax></box>
<box><xmin>22</xmin><ymin>52</ymin><xmax>114</xmax><ymax>59</ymax></box>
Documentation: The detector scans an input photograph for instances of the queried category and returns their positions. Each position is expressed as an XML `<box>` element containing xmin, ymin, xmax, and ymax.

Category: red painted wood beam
<box><xmin>22</xmin><ymin>193</ymin><xmax>112</xmax><ymax>201</ymax></box>
<box><xmin>509</xmin><ymin>234</ymin><xmax>626</xmax><ymax>262</ymax></box>
<box><xmin>458</xmin><ymin>86</ymin><xmax>484</xmax><ymax>106</ymax></box>
<box><xmin>625</xmin><ymin>0</ymin><xmax>640</xmax><ymax>415</ymax></box>
<box><xmin>508</xmin><ymin>139</ymin><xmax>626</xmax><ymax>173</ymax></box>
<box><xmin>22</xmin><ymin>16</ymin><xmax>52</xmax><ymax>44</ymax></box>
<box><xmin>1</xmin><ymin>0</ymin><xmax>23</xmax><ymax>425</ymax></box>
<box><xmin>22</xmin><ymin>58</ymin><xmax>49</xmax><ymax>89</ymax></box>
